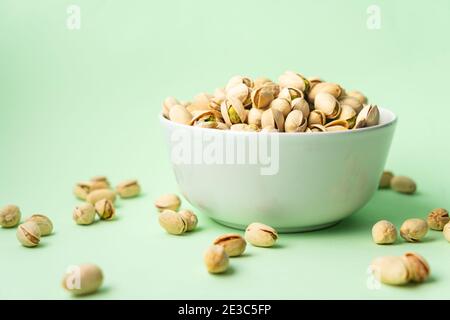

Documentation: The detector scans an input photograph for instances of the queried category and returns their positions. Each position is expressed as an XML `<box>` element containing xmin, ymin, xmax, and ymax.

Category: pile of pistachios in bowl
<box><xmin>163</xmin><ymin>71</ymin><xmax>380</xmax><ymax>133</ymax></box>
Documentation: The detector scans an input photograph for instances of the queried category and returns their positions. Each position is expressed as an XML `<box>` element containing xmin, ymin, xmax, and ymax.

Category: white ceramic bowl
<box><xmin>160</xmin><ymin>108</ymin><xmax>397</xmax><ymax>233</ymax></box>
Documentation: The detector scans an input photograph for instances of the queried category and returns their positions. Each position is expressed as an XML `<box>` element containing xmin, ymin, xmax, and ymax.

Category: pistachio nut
<box><xmin>325</xmin><ymin>119</ymin><xmax>349</xmax><ymax>129</ymax></box>
<box><xmin>26</xmin><ymin>214</ymin><xmax>53</xmax><ymax>236</ymax></box>
<box><xmin>314</xmin><ymin>92</ymin><xmax>341</xmax><ymax>119</ymax></box>
<box><xmin>180</xmin><ymin>100</ymin><xmax>191</xmax><ymax>108</ymax></box>
<box><xmin>73</xmin><ymin>203</ymin><xmax>96</xmax><ymax>225</ymax></box>
<box><xmin>308</xmin><ymin>110</ymin><xmax>326</xmax><ymax>127</ymax></box>
<box><xmin>325</xmin><ymin>125</ymin><xmax>348</xmax><ymax>132</ymax></box>
<box><xmin>310</xmin><ymin>124</ymin><xmax>327</xmax><ymax>132</ymax></box>
<box><xmin>370</xmin><ymin>256</ymin><xmax>409</xmax><ymax>285</ymax></box>
<box><xmin>372</xmin><ymin>220</ymin><xmax>397</xmax><ymax>244</ymax></box>
<box><xmin>251</xmin><ymin>84</ymin><xmax>279</xmax><ymax>109</ymax></box>
<box><xmin>62</xmin><ymin>264</ymin><xmax>103</xmax><ymax>296</ymax></box>
<box><xmin>210</xmin><ymin>89</ymin><xmax>225</xmax><ymax>110</ymax></box>
<box><xmin>278</xmin><ymin>87</ymin><xmax>304</xmax><ymax>102</ymax></box>
<box><xmin>248</xmin><ymin>107</ymin><xmax>263</xmax><ymax>127</ymax></box>
<box><xmin>278</xmin><ymin>71</ymin><xmax>308</xmax><ymax>92</ymax></box>
<box><xmin>204</xmin><ymin>245</ymin><xmax>229</xmax><ymax>274</ymax></box>
<box><xmin>179</xmin><ymin>209</ymin><xmax>198</xmax><ymax>231</ymax></box>
<box><xmin>270</xmin><ymin>98</ymin><xmax>292</xmax><ymax>117</ymax></box>
<box><xmin>158</xmin><ymin>210</ymin><xmax>187</xmax><ymax>235</ymax></box>
<box><xmin>230</xmin><ymin>123</ymin><xmax>249</xmax><ymax>131</ymax></box>
<box><xmin>253</xmin><ymin>77</ymin><xmax>273</xmax><ymax>89</ymax></box>
<box><xmin>354</xmin><ymin>104</ymin><xmax>379</xmax><ymax>129</ymax></box>
<box><xmin>346</xmin><ymin>90</ymin><xmax>367</xmax><ymax>105</ymax></box>
<box><xmin>187</xmin><ymin>92</ymin><xmax>213</xmax><ymax>113</ymax></box>
<box><xmin>169</xmin><ymin>104</ymin><xmax>193</xmax><ymax>125</ymax></box>
<box><xmin>337</xmin><ymin>104</ymin><xmax>357</xmax><ymax>128</ymax></box>
<box><xmin>116</xmin><ymin>179</ymin><xmax>141</xmax><ymax>199</ymax></box>
<box><xmin>285</xmin><ymin>110</ymin><xmax>307</xmax><ymax>133</ymax></box>
<box><xmin>86</xmin><ymin>189</ymin><xmax>116</xmax><ymax>205</ymax></box>
<box><xmin>307</xmin><ymin>82</ymin><xmax>342</xmax><ymax>102</ymax></box>
<box><xmin>95</xmin><ymin>199</ymin><xmax>116</xmax><ymax>220</ymax></box>
<box><xmin>73</xmin><ymin>182</ymin><xmax>95</xmax><ymax>200</ymax></box>
<box><xmin>162</xmin><ymin>96</ymin><xmax>180</xmax><ymax>118</ymax></box>
<box><xmin>194</xmin><ymin>121</ymin><xmax>220</xmax><ymax>129</ymax></box>
<box><xmin>261</xmin><ymin>108</ymin><xmax>285</xmax><ymax>132</ymax></box>
<box><xmin>339</xmin><ymin>96</ymin><xmax>363</xmax><ymax>114</ymax></box>
<box><xmin>402</xmin><ymin>252</ymin><xmax>430</xmax><ymax>283</ymax></box>
<box><xmin>260</xmin><ymin>126</ymin><xmax>278</xmax><ymax>133</ymax></box>
<box><xmin>291</xmin><ymin>97</ymin><xmax>310</xmax><ymax>118</ymax></box>
<box><xmin>391</xmin><ymin>176</ymin><xmax>416</xmax><ymax>194</ymax></box>
<box><xmin>226</xmin><ymin>83</ymin><xmax>252</xmax><ymax>107</ymax></box>
<box><xmin>225</xmin><ymin>75</ymin><xmax>253</xmax><ymax>92</ymax></box>
<box><xmin>379</xmin><ymin>171</ymin><xmax>394</xmax><ymax>189</ymax></box>
<box><xmin>213</xmin><ymin>233</ymin><xmax>246</xmax><ymax>257</ymax></box>
<box><xmin>245</xmin><ymin>222</ymin><xmax>278</xmax><ymax>247</ymax></box>
<box><xmin>307</xmin><ymin>77</ymin><xmax>323</xmax><ymax>91</ymax></box>
<box><xmin>190</xmin><ymin>109</ymin><xmax>223</xmax><ymax>126</ymax></box>
<box><xmin>154</xmin><ymin>194</ymin><xmax>181</xmax><ymax>212</ymax></box>
<box><xmin>443</xmin><ymin>223</ymin><xmax>450</xmax><ymax>242</ymax></box>
<box><xmin>0</xmin><ymin>204</ymin><xmax>21</xmax><ymax>228</ymax></box>
<box><xmin>220</xmin><ymin>97</ymin><xmax>247</xmax><ymax>125</ymax></box>
<box><xmin>16</xmin><ymin>221</ymin><xmax>41</xmax><ymax>247</ymax></box>
<box><xmin>427</xmin><ymin>208</ymin><xmax>449</xmax><ymax>231</ymax></box>
<box><xmin>400</xmin><ymin>218</ymin><xmax>428</xmax><ymax>242</ymax></box>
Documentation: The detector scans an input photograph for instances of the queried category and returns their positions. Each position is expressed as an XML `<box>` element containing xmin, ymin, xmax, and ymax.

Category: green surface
<box><xmin>1</xmin><ymin>0</ymin><xmax>450</xmax><ymax>299</ymax></box>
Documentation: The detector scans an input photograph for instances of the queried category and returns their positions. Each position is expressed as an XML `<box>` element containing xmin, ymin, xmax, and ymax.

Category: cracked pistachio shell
<box><xmin>190</xmin><ymin>109</ymin><xmax>223</xmax><ymax>125</ymax></box>
<box><xmin>443</xmin><ymin>223</ymin><xmax>450</xmax><ymax>242</ymax></box>
<box><xmin>400</xmin><ymin>219</ymin><xmax>428</xmax><ymax>242</ymax></box>
<box><xmin>154</xmin><ymin>194</ymin><xmax>181</xmax><ymax>212</ymax></box>
<box><xmin>308</xmin><ymin>110</ymin><xmax>326</xmax><ymax>127</ymax></box>
<box><xmin>427</xmin><ymin>208</ymin><xmax>449</xmax><ymax>231</ymax></box>
<box><xmin>95</xmin><ymin>199</ymin><xmax>116</xmax><ymax>220</ymax></box>
<box><xmin>291</xmin><ymin>97</ymin><xmax>310</xmax><ymax>118</ymax></box>
<box><xmin>391</xmin><ymin>176</ymin><xmax>416</xmax><ymax>194</ymax></box>
<box><xmin>116</xmin><ymin>179</ymin><xmax>141</xmax><ymax>198</ymax></box>
<box><xmin>169</xmin><ymin>104</ymin><xmax>193</xmax><ymax>125</ymax></box>
<box><xmin>325</xmin><ymin>125</ymin><xmax>348</xmax><ymax>132</ymax></box>
<box><xmin>261</xmin><ymin>108</ymin><xmax>285</xmax><ymax>132</ymax></box>
<box><xmin>372</xmin><ymin>220</ymin><xmax>397</xmax><ymax>244</ymax></box>
<box><xmin>278</xmin><ymin>87</ymin><xmax>304</xmax><ymax>102</ymax></box>
<box><xmin>307</xmin><ymin>82</ymin><xmax>342</xmax><ymax>102</ymax></box>
<box><xmin>307</xmin><ymin>77</ymin><xmax>323</xmax><ymax>91</ymax></box>
<box><xmin>210</xmin><ymin>88</ymin><xmax>226</xmax><ymax>110</ymax></box>
<box><xmin>285</xmin><ymin>110</ymin><xmax>307</xmax><ymax>133</ymax></box>
<box><xmin>253</xmin><ymin>77</ymin><xmax>274</xmax><ymax>89</ymax></box>
<box><xmin>379</xmin><ymin>171</ymin><xmax>394</xmax><ymax>189</ymax></box>
<box><xmin>62</xmin><ymin>264</ymin><xmax>103</xmax><ymax>296</ymax></box>
<box><xmin>162</xmin><ymin>96</ymin><xmax>180</xmax><ymax>118</ymax></box>
<box><xmin>248</xmin><ymin>107</ymin><xmax>263</xmax><ymax>127</ymax></box>
<box><xmin>179</xmin><ymin>209</ymin><xmax>198</xmax><ymax>231</ymax></box>
<box><xmin>230</xmin><ymin>124</ymin><xmax>254</xmax><ymax>131</ymax></box>
<box><xmin>314</xmin><ymin>92</ymin><xmax>341</xmax><ymax>119</ymax></box>
<box><xmin>213</xmin><ymin>233</ymin><xmax>246</xmax><ymax>257</ymax></box>
<box><xmin>220</xmin><ymin>97</ymin><xmax>246</xmax><ymax>126</ymax></box>
<box><xmin>325</xmin><ymin>119</ymin><xmax>349</xmax><ymax>129</ymax></box>
<box><xmin>73</xmin><ymin>203</ymin><xmax>96</xmax><ymax>225</ymax></box>
<box><xmin>204</xmin><ymin>245</ymin><xmax>229</xmax><ymax>274</ymax></box>
<box><xmin>310</xmin><ymin>124</ymin><xmax>327</xmax><ymax>132</ymax></box>
<box><xmin>225</xmin><ymin>75</ymin><xmax>253</xmax><ymax>92</ymax></box>
<box><xmin>226</xmin><ymin>83</ymin><xmax>252</xmax><ymax>107</ymax></box>
<box><xmin>354</xmin><ymin>104</ymin><xmax>379</xmax><ymax>129</ymax></box>
<box><xmin>402</xmin><ymin>252</ymin><xmax>430</xmax><ymax>283</ymax></box>
<box><xmin>186</xmin><ymin>93</ymin><xmax>213</xmax><ymax>113</ymax></box>
<box><xmin>86</xmin><ymin>189</ymin><xmax>116</xmax><ymax>205</ymax></box>
<box><xmin>26</xmin><ymin>214</ymin><xmax>53</xmax><ymax>236</ymax></box>
<box><xmin>73</xmin><ymin>182</ymin><xmax>95</xmax><ymax>200</ymax></box>
<box><xmin>370</xmin><ymin>256</ymin><xmax>409</xmax><ymax>285</ymax></box>
<box><xmin>245</xmin><ymin>222</ymin><xmax>278</xmax><ymax>247</ymax></box>
<box><xmin>251</xmin><ymin>84</ymin><xmax>280</xmax><ymax>109</ymax></box>
<box><xmin>338</xmin><ymin>105</ymin><xmax>357</xmax><ymax>128</ymax></box>
<box><xmin>90</xmin><ymin>176</ymin><xmax>110</xmax><ymax>189</ymax></box>
<box><xmin>270</xmin><ymin>98</ymin><xmax>292</xmax><ymax>117</ymax></box>
<box><xmin>0</xmin><ymin>204</ymin><xmax>21</xmax><ymax>228</ymax></box>
<box><xmin>339</xmin><ymin>96</ymin><xmax>363</xmax><ymax>114</ymax></box>
<box><xmin>346</xmin><ymin>90</ymin><xmax>367</xmax><ymax>105</ymax></box>
<box><xmin>16</xmin><ymin>221</ymin><xmax>41</xmax><ymax>247</ymax></box>
<box><xmin>158</xmin><ymin>210</ymin><xmax>187</xmax><ymax>235</ymax></box>
<box><xmin>278</xmin><ymin>71</ymin><xmax>309</xmax><ymax>92</ymax></box>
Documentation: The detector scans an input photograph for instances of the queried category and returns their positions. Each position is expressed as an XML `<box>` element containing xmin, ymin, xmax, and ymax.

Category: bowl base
<box><xmin>211</xmin><ymin>218</ymin><xmax>341</xmax><ymax>233</ymax></box>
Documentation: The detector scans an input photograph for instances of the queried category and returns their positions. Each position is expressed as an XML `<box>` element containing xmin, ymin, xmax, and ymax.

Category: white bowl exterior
<box><xmin>161</xmin><ymin>109</ymin><xmax>397</xmax><ymax>232</ymax></box>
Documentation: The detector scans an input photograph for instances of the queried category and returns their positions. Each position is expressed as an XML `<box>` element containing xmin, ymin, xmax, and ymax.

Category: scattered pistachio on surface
<box><xmin>90</xmin><ymin>176</ymin><xmax>110</xmax><ymax>190</ymax></box>
<box><xmin>204</xmin><ymin>245</ymin><xmax>229</xmax><ymax>274</ymax></box>
<box><xmin>179</xmin><ymin>209</ymin><xmax>198</xmax><ymax>232</ymax></box>
<box><xmin>86</xmin><ymin>189</ymin><xmax>116</xmax><ymax>205</ymax></box>
<box><xmin>62</xmin><ymin>264</ymin><xmax>103</xmax><ymax>296</ymax></box>
<box><xmin>154</xmin><ymin>194</ymin><xmax>181</xmax><ymax>212</ymax></box>
<box><xmin>427</xmin><ymin>208</ymin><xmax>449</xmax><ymax>231</ymax></box>
<box><xmin>391</xmin><ymin>176</ymin><xmax>416</xmax><ymax>194</ymax></box>
<box><xmin>213</xmin><ymin>234</ymin><xmax>246</xmax><ymax>257</ymax></box>
<box><xmin>443</xmin><ymin>223</ymin><xmax>450</xmax><ymax>242</ymax></box>
<box><xmin>379</xmin><ymin>171</ymin><xmax>394</xmax><ymax>189</ymax></box>
<box><xmin>245</xmin><ymin>222</ymin><xmax>278</xmax><ymax>247</ymax></box>
<box><xmin>16</xmin><ymin>221</ymin><xmax>41</xmax><ymax>247</ymax></box>
<box><xmin>372</xmin><ymin>220</ymin><xmax>397</xmax><ymax>244</ymax></box>
<box><xmin>26</xmin><ymin>214</ymin><xmax>53</xmax><ymax>236</ymax></box>
<box><xmin>400</xmin><ymin>218</ymin><xmax>428</xmax><ymax>242</ymax></box>
<box><xmin>0</xmin><ymin>204</ymin><xmax>21</xmax><ymax>228</ymax></box>
<box><xmin>116</xmin><ymin>179</ymin><xmax>141</xmax><ymax>199</ymax></box>
<box><xmin>158</xmin><ymin>210</ymin><xmax>187</xmax><ymax>235</ymax></box>
<box><xmin>73</xmin><ymin>203</ymin><xmax>96</xmax><ymax>225</ymax></box>
<box><xmin>95</xmin><ymin>199</ymin><xmax>116</xmax><ymax>220</ymax></box>
<box><xmin>402</xmin><ymin>252</ymin><xmax>430</xmax><ymax>283</ymax></box>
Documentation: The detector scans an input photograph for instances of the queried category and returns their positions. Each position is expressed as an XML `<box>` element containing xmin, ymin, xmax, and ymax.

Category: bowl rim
<box><xmin>159</xmin><ymin>107</ymin><xmax>397</xmax><ymax>137</ymax></box>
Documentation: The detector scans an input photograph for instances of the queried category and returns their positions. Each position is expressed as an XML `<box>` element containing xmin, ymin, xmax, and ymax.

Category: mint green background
<box><xmin>1</xmin><ymin>0</ymin><xmax>449</xmax><ymax>299</ymax></box>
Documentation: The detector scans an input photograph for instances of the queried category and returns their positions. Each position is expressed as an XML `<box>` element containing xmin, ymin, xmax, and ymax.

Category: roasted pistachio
<box><xmin>26</xmin><ymin>214</ymin><xmax>53</xmax><ymax>236</ymax></box>
<box><xmin>278</xmin><ymin>87</ymin><xmax>304</xmax><ymax>102</ymax></box>
<box><xmin>270</xmin><ymin>98</ymin><xmax>292</xmax><ymax>117</ymax></box>
<box><xmin>86</xmin><ymin>189</ymin><xmax>116</xmax><ymax>205</ymax></box>
<box><xmin>427</xmin><ymin>208</ymin><xmax>449</xmax><ymax>231</ymax></box>
<box><xmin>346</xmin><ymin>90</ymin><xmax>367</xmax><ymax>105</ymax></box>
<box><xmin>154</xmin><ymin>194</ymin><xmax>181</xmax><ymax>212</ymax></box>
<box><xmin>213</xmin><ymin>233</ymin><xmax>246</xmax><ymax>257</ymax></box>
<box><xmin>158</xmin><ymin>210</ymin><xmax>187</xmax><ymax>235</ymax></box>
<box><xmin>402</xmin><ymin>252</ymin><xmax>430</xmax><ymax>283</ymax></box>
<box><xmin>372</xmin><ymin>220</ymin><xmax>397</xmax><ymax>244</ymax></box>
<box><xmin>0</xmin><ymin>204</ymin><xmax>21</xmax><ymax>228</ymax></box>
<box><xmin>291</xmin><ymin>97</ymin><xmax>310</xmax><ymax>118</ymax></box>
<box><xmin>260</xmin><ymin>126</ymin><xmax>278</xmax><ymax>133</ymax></box>
<box><xmin>400</xmin><ymin>218</ymin><xmax>428</xmax><ymax>242</ymax></box>
<box><xmin>179</xmin><ymin>209</ymin><xmax>198</xmax><ymax>231</ymax></box>
<box><xmin>116</xmin><ymin>179</ymin><xmax>141</xmax><ymax>199</ymax></box>
<box><xmin>253</xmin><ymin>77</ymin><xmax>273</xmax><ymax>89</ymax></box>
<box><xmin>169</xmin><ymin>104</ymin><xmax>193</xmax><ymax>125</ymax></box>
<box><xmin>73</xmin><ymin>182</ymin><xmax>95</xmax><ymax>200</ymax></box>
<box><xmin>307</xmin><ymin>82</ymin><xmax>342</xmax><ymax>102</ymax></box>
<box><xmin>62</xmin><ymin>264</ymin><xmax>103</xmax><ymax>296</ymax></box>
<box><xmin>73</xmin><ymin>203</ymin><xmax>96</xmax><ymax>225</ymax></box>
<box><xmin>204</xmin><ymin>245</ymin><xmax>229</xmax><ymax>274</ymax></box>
<box><xmin>337</xmin><ymin>105</ymin><xmax>357</xmax><ymax>128</ymax></box>
<box><xmin>379</xmin><ymin>171</ymin><xmax>394</xmax><ymax>189</ymax></box>
<box><xmin>261</xmin><ymin>108</ymin><xmax>284</xmax><ymax>132</ymax></box>
<box><xmin>90</xmin><ymin>176</ymin><xmax>110</xmax><ymax>190</ymax></box>
<box><xmin>314</xmin><ymin>92</ymin><xmax>341</xmax><ymax>119</ymax></box>
<box><xmin>444</xmin><ymin>223</ymin><xmax>450</xmax><ymax>242</ymax></box>
<box><xmin>225</xmin><ymin>75</ymin><xmax>253</xmax><ymax>92</ymax></box>
<box><xmin>391</xmin><ymin>176</ymin><xmax>416</xmax><ymax>194</ymax></box>
<box><xmin>162</xmin><ymin>96</ymin><xmax>180</xmax><ymax>118</ymax></box>
<box><xmin>16</xmin><ymin>221</ymin><xmax>41</xmax><ymax>247</ymax></box>
<box><xmin>251</xmin><ymin>84</ymin><xmax>279</xmax><ymax>109</ymax></box>
<box><xmin>187</xmin><ymin>92</ymin><xmax>213</xmax><ymax>113</ymax></box>
<box><xmin>354</xmin><ymin>104</ymin><xmax>379</xmax><ymax>129</ymax></box>
<box><xmin>339</xmin><ymin>96</ymin><xmax>363</xmax><ymax>114</ymax></box>
<box><xmin>226</xmin><ymin>83</ymin><xmax>252</xmax><ymax>107</ymax></box>
<box><xmin>278</xmin><ymin>71</ymin><xmax>308</xmax><ymax>92</ymax></box>
<box><xmin>308</xmin><ymin>110</ymin><xmax>326</xmax><ymax>127</ymax></box>
<box><xmin>285</xmin><ymin>110</ymin><xmax>307</xmax><ymax>133</ymax></box>
<box><xmin>245</xmin><ymin>222</ymin><xmax>278</xmax><ymax>247</ymax></box>
<box><xmin>310</xmin><ymin>124</ymin><xmax>327</xmax><ymax>132</ymax></box>
<box><xmin>248</xmin><ymin>107</ymin><xmax>263</xmax><ymax>127</ymax></box>
<box><xmin>371</xmin><ymin>256</ymin><xmax>409</xmax><ymax>285</ymax></box>
<box><xmin>221</xmin><ymin>97</ymin><xmax>247</xmax><ymax>125</ymax></box>
<box><xmin>95</xmin><ymin>199</ymin><xmax>116</xmax><ymax>220</ymax></box>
